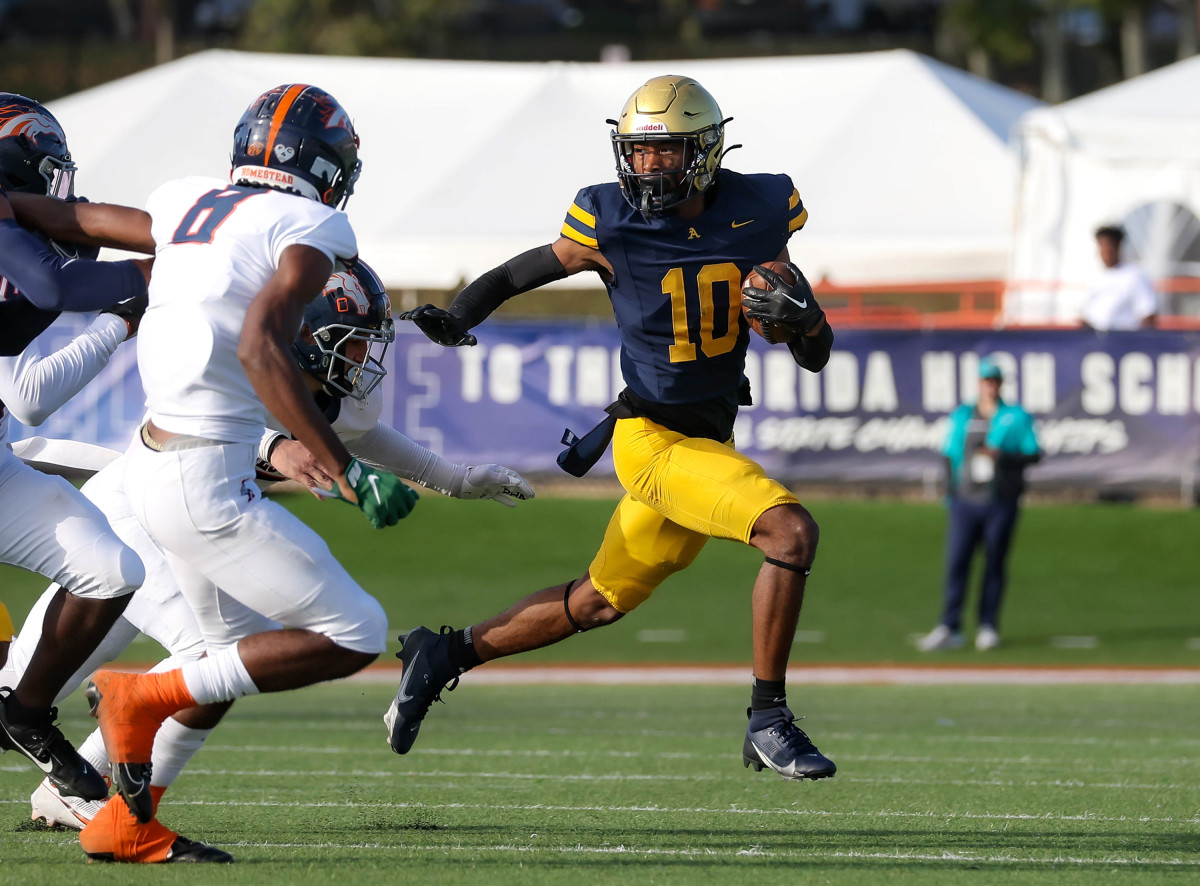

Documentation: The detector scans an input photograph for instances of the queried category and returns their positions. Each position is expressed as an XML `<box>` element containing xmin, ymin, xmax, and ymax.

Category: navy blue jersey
<box><xmin>561</xmin><ymin>170</ymin><xmax>807</xmax><ymax>405</ymax></box>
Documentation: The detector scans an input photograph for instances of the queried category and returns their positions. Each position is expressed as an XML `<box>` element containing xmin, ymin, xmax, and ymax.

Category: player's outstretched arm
<box><xmin>337</xmin><ymin>421</ymin><xmax>534</xmax><ymax>507</ymax></box>
<box><xmin>0</xmin><ymin>313</ymin><xmax>130</xmax><ymax>426</ymax></box>
<box><xmin>0</xmin><ymin>192</ymin><xmax>151</xmax><ymax>317</ymax></box>
<box><xmin>5</xmin><ymin>192</ymin><xmax>155</xmax><ymax>255</ymax></box>
<box><xmin>399</xmin><ymin>238</ymin><xmax>609</xmax><ymax>347</ymax></box>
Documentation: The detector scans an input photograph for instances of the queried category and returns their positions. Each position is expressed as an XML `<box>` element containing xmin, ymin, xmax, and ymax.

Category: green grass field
<box><xmin>3</xmin><ymin>683</ymin><xmax>1198</xmax><ymax>883</ymax></box>
<box><xmin>5</xmin><ymin>494</ymin><xmax>1198</xmax><ymax>666</ymax></box>
<box><xmin>2</xmin><ymin>495</ymin><xmax>1198</xmax><ymax>881</ymax></box>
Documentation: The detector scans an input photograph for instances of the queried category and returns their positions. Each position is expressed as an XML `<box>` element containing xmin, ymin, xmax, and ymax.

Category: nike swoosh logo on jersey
<box><xmin>395</xmin><ymin>652</ymin><xmax>422</xmax><ymax>703</ymax></box>
<box><xmin>731</xmin><ymin>219</ymin><xmax>755</xmax><ymax>228</ymax></box>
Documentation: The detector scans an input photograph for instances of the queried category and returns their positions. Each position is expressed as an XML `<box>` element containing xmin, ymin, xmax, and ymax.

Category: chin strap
<box><xmin>764</xmin><ymin>556</ymin><xmax>811</xmax><ymax>577</ymax></box>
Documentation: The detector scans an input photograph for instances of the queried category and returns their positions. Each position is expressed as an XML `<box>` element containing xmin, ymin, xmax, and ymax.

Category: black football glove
<box><xmin>102</xmin><ymin>290</ymin><xmax>149</xmax><ymax>339</ymax></box>
<box><xmin>397</xmin><ymin>304</ymin><xmax>477</xmax><ymax>347</ymax></box>
<box><xmin>741</xmin><ymin>262</ymin><xmax>825</xmax><ymax>335</ymax></box>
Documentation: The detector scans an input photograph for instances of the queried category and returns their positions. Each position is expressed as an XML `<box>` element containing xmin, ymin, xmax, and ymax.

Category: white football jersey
<box><xmin>138</xmin><ymin>176</ymin><xmax>357</xmax><ymax>444</ymax></box>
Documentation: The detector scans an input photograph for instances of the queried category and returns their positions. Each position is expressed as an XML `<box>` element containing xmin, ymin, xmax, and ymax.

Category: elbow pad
<box><xmin>450</xmin><ymin>244</ymin><xmax>567</xmax><ymax>329</ymax></box>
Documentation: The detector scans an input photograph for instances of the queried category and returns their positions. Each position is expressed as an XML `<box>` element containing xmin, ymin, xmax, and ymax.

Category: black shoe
<box><xmin>0</xmin><ymin>688</ymin><xmax>108</xmax><ymax>801</ymax></box>
<box><xmin>383</xmin><ymin>626</ymin><xmax>459</xmax><ymax>754</ymax></box>
<box><xmin>166</xmin><ymin>835</ymin><xmax>234</xmax><ymax>863</ymax></box>
<box><xmin>742</xmin><ymin>706</ymin><xmax>837</xmax><ymax>781</ymax></box>
<box><xmin>85</xmin><ymin>834</ymin><xmax>234</xmax><ymax>864</ymax></box>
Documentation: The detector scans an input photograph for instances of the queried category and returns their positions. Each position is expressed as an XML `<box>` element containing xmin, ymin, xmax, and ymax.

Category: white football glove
<box><xmin>458</xmin><ymin>464</ymin><xmax>535</xmax><ymax>507</ymax></box>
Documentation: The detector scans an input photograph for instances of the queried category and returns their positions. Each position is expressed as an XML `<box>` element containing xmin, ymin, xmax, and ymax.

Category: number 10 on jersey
<box><xmin>663</xmin><ymin>262</ymin><xmax>743</xmax><ymax>363</ymax></box>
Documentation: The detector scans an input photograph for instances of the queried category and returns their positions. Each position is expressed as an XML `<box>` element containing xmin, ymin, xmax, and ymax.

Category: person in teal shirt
<box><xmin>918</xmin><ymin>357</ymin><xmax>1041</xmax><ymax>652</ymax></box>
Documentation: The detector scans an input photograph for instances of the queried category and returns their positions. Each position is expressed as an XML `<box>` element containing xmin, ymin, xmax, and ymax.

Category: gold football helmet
<box><xmin>608</xmin><ymin>75</ymin><xmax>732</xmax><ymax>218</ymax></box>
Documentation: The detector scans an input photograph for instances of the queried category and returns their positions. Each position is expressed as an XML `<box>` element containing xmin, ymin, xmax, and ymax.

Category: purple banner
<box><xmin>20</xmin><ymin>318</ymin><xmax>1200</xmax><ymax>492</ymax></box>
<box><xmin>394</xmin><ymin>323</ymin><xmax>1200</xmax><ymax>490</ymax></box>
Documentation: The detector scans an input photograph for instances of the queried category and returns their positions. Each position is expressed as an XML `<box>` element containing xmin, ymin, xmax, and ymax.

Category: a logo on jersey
<box><xmin>731</xmin><ymin>219</ymin><xmax>755</xmax><ymax>228</ymax></box>
<box><xmin>0</xmin><ymin>106</ymin><xmax>66</xmax><ymax>143</ymax></box>
<box><xmin>324</xmin><ymin>270</ymin><xmax>371</xmax><ymax>315</ymax></box>
<box><xmin>687</xmin><ymin>227</ymin><xmax>701</xmax><ymax>240</ymax></box>
<box><xmin>274</xmin><ymin>144</ymin><xmax>296</xmax><ymax>162</ymax></box>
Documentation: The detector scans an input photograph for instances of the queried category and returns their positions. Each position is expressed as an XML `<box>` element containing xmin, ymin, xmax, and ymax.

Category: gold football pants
<box><xmin>587</xmin><ymin>416</ymin><xmax>798</xmax><ymax>613</ymax></box>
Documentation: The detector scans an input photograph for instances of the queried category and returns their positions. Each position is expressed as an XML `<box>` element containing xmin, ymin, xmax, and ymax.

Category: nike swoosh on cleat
<box><xmin>394</xmin><ymin>651</ymin><xmax>422</xmax><ymax>703</ymax></box>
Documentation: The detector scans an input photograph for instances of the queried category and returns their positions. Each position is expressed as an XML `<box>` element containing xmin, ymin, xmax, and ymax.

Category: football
<box><xmin>741</xmin><ymin>261</ymin><xmax>796</xmax><ymax>344</ymax></box>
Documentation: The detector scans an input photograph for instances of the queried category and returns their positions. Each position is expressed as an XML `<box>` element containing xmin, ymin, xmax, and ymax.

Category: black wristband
<box><xmin>449</xmin><ymin>244</ymin><xmax>567</xmax><ymax>329</ymax></box>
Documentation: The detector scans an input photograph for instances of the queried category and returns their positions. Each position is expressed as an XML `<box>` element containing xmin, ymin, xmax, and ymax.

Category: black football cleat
<box><xmin>166</xmin><ymin>835</ymin><xmax>234</xmax><ymax>863</ymax></box>
<box><xmin>384</xmin><ymin>626</ymin><xmax>460</xmax><ymax>754</ymax></box>
<box><xmin>85</xmin><ymin>834</ymin><xmax>234</xmax><ymax>864</ymax></box>
<box><xmin>743</xmin><ymin>707</ymin><xmax>837</xmax><ymax>781</ymax></box>
<box><xmin>0</xmin><ymin>688</ymin><xmax>108</xmax><ymax>801</ymax></box>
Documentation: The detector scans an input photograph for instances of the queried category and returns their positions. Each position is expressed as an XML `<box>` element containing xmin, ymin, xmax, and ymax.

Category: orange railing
<box><xmin>816</xmin><ymin>277</ymin><xmax>1200</xmax><ymax>330</ymax></box>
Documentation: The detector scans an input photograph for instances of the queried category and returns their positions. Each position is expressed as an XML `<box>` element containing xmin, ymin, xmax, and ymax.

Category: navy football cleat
<box><xmin>742</xmin><ymin>706</ymin><xmax>837</xmax><ymax>781</ymax></box>
<box><xmin>384</xmin><ymin>626</ymin><xmax>460</xmax><ymax>754</ymax></box>
<box><xmin>0</xmin><ymin>688</ymin><xmax>108</xmax><ymax>801</ymax></box>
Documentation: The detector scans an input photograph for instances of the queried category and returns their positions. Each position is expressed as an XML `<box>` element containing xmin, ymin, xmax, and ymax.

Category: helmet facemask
<box><xmin>611</xmin><ymin>126</ymin><xmax>723</xmax><ymax>218</ymax></box>
<box><xmin>38</xmin><ymin>153</ymin><xmax>76</xmax><ymax>199</ymax></box>
<box><xmin>307</xmin><ymin>319</ymin><xmax>394</xmax><ymax>400</ymax></box>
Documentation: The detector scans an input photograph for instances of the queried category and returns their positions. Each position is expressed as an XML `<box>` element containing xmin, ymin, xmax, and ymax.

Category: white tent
<box><xmin>1007</xmin><ymin>56</ymin><xmax>1200</xmax><ymax>324</ymax></box>
<box><xmin>48</xmin><ymin>48</ymin><xmax>1039</xmax><ymax>290</ymax></box>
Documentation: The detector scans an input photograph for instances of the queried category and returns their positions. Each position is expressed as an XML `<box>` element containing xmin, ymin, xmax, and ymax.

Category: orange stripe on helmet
<box><xmin>263</xmin><ymin>84</ymin><xmax>309</xmax><ymax>166</ymax></box>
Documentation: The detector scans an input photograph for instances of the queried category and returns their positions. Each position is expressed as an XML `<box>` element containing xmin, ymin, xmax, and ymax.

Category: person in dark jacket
<box><xmin>918</xmin><ymin>356</ymin><xmax>1041</xmax><ymax>652</ymax></box>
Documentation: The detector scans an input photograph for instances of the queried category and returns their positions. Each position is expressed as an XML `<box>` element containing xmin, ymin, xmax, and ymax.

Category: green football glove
<box><xmin>339</xmin><ymin>458</ymin><xmax>418</xmax><ymax>528</ymax></box>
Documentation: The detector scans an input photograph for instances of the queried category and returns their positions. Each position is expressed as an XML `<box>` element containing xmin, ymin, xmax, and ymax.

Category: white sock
<box><xmin>77</xmin><ymin>728</ymin><xmax>110</xmax><ymax>777</ymax></box>
<box><xmin>180</xmin><ymin>646</ymin><xmax>259</xmax><ymax>705</ymax></box>
<box><xmin>150</xmin><ymin>716</ymin><xmax>212</xmax><ymax>789</ymax></box>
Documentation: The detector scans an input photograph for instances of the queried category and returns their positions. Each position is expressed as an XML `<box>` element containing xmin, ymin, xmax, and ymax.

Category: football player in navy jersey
<box><xmin>391</xmin><ymin>75</ymin><xmax>837</xmax><ymax>781</ymax></box>
<box><xmin>0</xmin><ymin>94</ymin><xmax>151</xmax><ymax>805</ymax></box>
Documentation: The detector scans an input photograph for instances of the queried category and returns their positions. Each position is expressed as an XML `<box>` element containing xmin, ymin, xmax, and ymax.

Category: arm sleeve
<box><xmin>448</xmin><ymin>244</ymin><xmax>567</xmax><ymax>330</ymax></box>
<box><xmin>0</xmin><ymin>219</ymin><xmax>147</xmax><ymax>312</ymax></box>
<box><xmin>343</xmin><ymin>421</ymin><xmax>468</xmax><ymax>497</ymax></box>
<box><xmin>0</xmin><ymin>313</ymin><xmax>127</xmax><ymax>425</ymax></box>
<box><xmin>785</xmin><ymin>320</ymin><xmax>833</xmax><ymax>372</ymax></box>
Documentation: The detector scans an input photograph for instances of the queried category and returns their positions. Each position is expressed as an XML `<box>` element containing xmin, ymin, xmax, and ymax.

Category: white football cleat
<box><xmin>916</xmin><ymin>625</ymin><xmax>965</xmax><ymax>652</ymax></box>
<box><xmin>31</xmin><ymin>776</ymin><xmax>107</xmax><ymax>829</ymax></box>
<box><xmin>975</xmin><ymin>625</ymin><xmax>1001</xmax><ymax>651</ymax></box>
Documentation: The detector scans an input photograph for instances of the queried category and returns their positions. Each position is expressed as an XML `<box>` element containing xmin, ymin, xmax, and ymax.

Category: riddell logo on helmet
<box><xmin>635</xmin><ymin>122</ymin><xmax>666</xmax><ymax>132</ymax></box>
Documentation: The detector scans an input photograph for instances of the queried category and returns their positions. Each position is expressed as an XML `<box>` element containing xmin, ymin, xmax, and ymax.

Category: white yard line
<box><xmin>350</xmin><ymin>663</ymin><xmax>1200</xmax><ymax>686</ymax></box>
<box><xmin>10</xmin><ymin>833</ymin><xmax>1194</xmax><ymax>865</ymax></box>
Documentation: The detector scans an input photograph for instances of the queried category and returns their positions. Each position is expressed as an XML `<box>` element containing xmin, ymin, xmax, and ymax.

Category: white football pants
<box><xmin>0</xmin><ymin>457</ymin><xmax>207</xmax><ymax>702</ymax></box>
<box><xmin>0</xmin><ymin>448</ymin><xmax>142</xmax><ymax>600</ymax></box>
<box><xmin>123</xmin><ymin>437</ymin><xmax>386</xmax><ymax>654</ymax></box>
